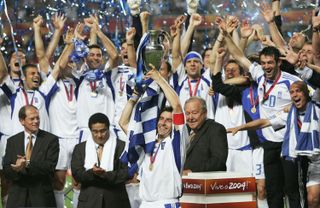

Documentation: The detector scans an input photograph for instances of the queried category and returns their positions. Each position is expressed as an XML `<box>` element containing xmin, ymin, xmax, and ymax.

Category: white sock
<box><xmin>73</xmin><ymin>189</ymin><xmax>80</xmax><ymax>208</ymax></box>
<box><xmin>54</xmin><ymin>190</ymin><xmax>65</xmax><ymax>208</ymax></box>
<box><xmin>2</xmin><ymin>195</ymin><xmax>8</xmax><ymax>208</ymax></box>
<box><xmin>258</xmin><ymin>199</ymin><xmax>269</xmax><ymax>208</ymax></box>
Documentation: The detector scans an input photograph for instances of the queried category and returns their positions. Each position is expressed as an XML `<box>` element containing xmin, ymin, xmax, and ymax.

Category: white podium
<box><xmin>180</xmin><ymin>172</ymin><xmax>257</xmax><ymax>208</ymax></box>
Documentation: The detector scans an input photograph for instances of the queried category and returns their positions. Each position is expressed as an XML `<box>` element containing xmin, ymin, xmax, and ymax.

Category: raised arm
<box><xmin>88</xmin><ymin>16</ymin><xmax>118</xmax><ymax>69</ymax></box>
<box><xmin>84</xmin><ymin>14</ymin><xmax>99</xmax><ymax>45</ymax></box>
<box><xmin>126</xmin><ymin>27</ymin><xmax>137</xmax><ymax>68</ymax></box>
<box><xmin>171</xmin><ymin>16</ymin><xmax>185</xmax><ymax>72</ymax></box>
<box><xmin>146</xmin><ymin>65</ymin><xmax>182</xmax><ymax>115</ymax></box>
<box><xmin>260</xmin><ymin>2</ymin><xmax>286</xmax><ymax>51</ymax></box>
<box><xmin>181</xmin><ymin>13</ymin><xmax>202</xmax><ymax>58</ymax></box>
<box><xmin>211</xmin><ymin>47</ymin><xmax>225</xmax><ymax>76</ymax></box>
<box><xmin>33</xmin><ymin>15</ymin><xmax>50</xmax><ymax>75</ymax></box>
<box><xmin>239</xmin><ymin>20</ymin><xmax>253</xmax><ymax>52</ymax></box>
<box><xmin>312</xmin><ymin>10</ymin><xmax>320</xmax><ymax>66</ymax></box>
<box><xmin>118</xmin><ymin>91</ymin><xmax>140</xmax><ymax>135</ymax></box>
<box><xmin>221</xmin><ymin>29</ymin><xmax>251</xmax><ymax>71</ymax></box>
<box><xmin>0</xmin><ymin>38</ymin><xmax>8</xmax><ymax>84</ymax></box>
<box><xmin>50</xmin><ymin>27</ymin><xmax>75</xmax><ymax>80</ymax></box>
<box><xmin>140</xmin><ymin>11</ymin><xmax>150</xmax><ymax>35</ymax></box>
<box><xmin>46</xmin><ymin>13</ymin><xmax>66</xmax><ymax>61</ymax></box>
<box><xmin>227</xmin><ymin>119</ymin><xmax>271</xmax><ymax>136</ymax></box>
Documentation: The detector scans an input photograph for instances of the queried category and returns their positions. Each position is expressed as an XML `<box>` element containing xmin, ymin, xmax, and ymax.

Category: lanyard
<box><xmin>262</xmin><ymin>71</ymin><xmax>281</xmax><ymax>102</ymax></box>
<box><xmin>89</xmin><ymin>81</ymin><xmax>97</xmax><ymax>92</ymax></box>
<box><xmin>187</xmin><ymin>78</ymin><xmax>201</xmax><ymax>97</ymax></box>
<box><xmin>63</xmin><ymin>81</ymin><xmax>74</xmax><ymax>102</ymax></box>
<box><xmin>119</xmin><ymin>73</ymin><xmax>125</xmax><ymax>94</ymax></box>
<box><xmin>249</xmin><ymin>85</ymin><xmax>259</xmax><ymax>107</ymax></box>
<box><xmin>22</xmin><ymin>89</ymin><xmax>35</xmax><ymax>105</ymax></box>
<box><xmin>149</xmin><ymin>141</ymin><xmax>162</xmax><ymax>170</ymax></box>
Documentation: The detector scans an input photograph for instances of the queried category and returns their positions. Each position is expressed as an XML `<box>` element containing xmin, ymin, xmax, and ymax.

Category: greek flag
<box><xmin>282</xmin><ymin>101</ymin><xmax>320</xmax><ymax>159</ymax></box>
<box><xmin>135</xmin><ymin>32</ymin><xmax>150</xmax><ymax>93</ymax></box>
<box><xmin>120</xmin><ymin>80</ymin><xmax>164</xmax><ymax>176</ymax></box>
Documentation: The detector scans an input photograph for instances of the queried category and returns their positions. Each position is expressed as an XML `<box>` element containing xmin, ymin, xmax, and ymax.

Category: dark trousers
<box><xmin>263</xmin><ymin>141</ymin><xmax>307</xmax><ymax>208</ymax></box>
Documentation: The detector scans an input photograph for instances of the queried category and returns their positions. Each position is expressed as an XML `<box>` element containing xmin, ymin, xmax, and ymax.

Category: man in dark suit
<box><xmin>3</xmin><ymin>105</ymin><xmax>59</xmax><ymax>208</ymax></box>
<box><xmin>71</xmin><ymin>113</ymin><xmax>130</xmax><ymax>208</ymax></box>
<box><xmin>183</xmin><ymin>97</ymin><xmax>228</xmax><ymax>175</ymax></box>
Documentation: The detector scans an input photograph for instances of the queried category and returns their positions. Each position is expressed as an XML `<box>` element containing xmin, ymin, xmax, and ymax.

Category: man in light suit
<box><xmin>183</xmin><ymin>97</ymin><xmax>228</xmax><ymax>174</ymax></box>
<box><xmin>3</xmin><ymin>105</ymin><xmax>59</xmax><ymax>208</ymax></box>
<box><xmin>71</xmin><ymin>113</ymin><xmax>130</xmax><ymax>208</ymax></box>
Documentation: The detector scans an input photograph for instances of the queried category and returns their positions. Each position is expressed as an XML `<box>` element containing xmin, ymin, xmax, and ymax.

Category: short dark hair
<box><xmin>201</xmin><ymin>47</ymin><xmax>212</xmax><ymax>59</ymax></box>
<box><xmin>88</xmin><ymin>44</ymin><xmax>102</xmax><ymax>51</ymax></box>
<box><xmin>22</xmin><ymin>63</ymin><xmax>38</xmax><ymax>77</ymax></box>
<box><xmin>88</xmin><ymin>113</ymin><xmax>110</xmax><ymax>129</ymax></box>
<box><xmin>120</xmin><ymin>38</ymin><xmax>127</xmax><ymax>46</ymax></box>
<box><xmin>18</xmin><ymin>105</ymin><xmax>38</xmax><ymax>120</ymax></box>
<box><xmin>163</xmin><ymin>61</ymin><xmax>172</xmax><ymax>73</ymax></box>
<box><xmin>291</xmin><ymin>81</ymin><xmax>311</xmax><ymax>102</ymax></box>
<box><xmin>259</xmin><ymin>46</ymin><xmax>281</xmax><ymax>63</ymax></box>
<box><xmin>9</xmin><ymin>48</ymin><xmax>26</xmax><ymax>60</ymax></box>
<box><xmin>159</xmin><ymin>106</ymin><xmax>173</xmax><ymax>117</ymax></box>
<box><xmin>225</xmin><ymin>60</ymin><xmax>244</xmax><ymax>75</ymax></box>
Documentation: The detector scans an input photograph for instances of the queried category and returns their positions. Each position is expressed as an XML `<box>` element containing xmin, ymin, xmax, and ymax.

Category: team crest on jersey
<box><xmin>98</xmin><ymin>81</ymin><xmax>104</xmax><ymax>88</ymax></box>
<box><xmin>277</xmin><ymin>91</ymin><xmax>282</xmax><ymax>99</ymax></box>
<box><xmin>160</xmin><ymin>142</ymin><xmax>166</xmax><ymax>150</ymax></box>
<box><xmin>33</xmin><ymin>97</ymin><xmax>38</xmax><ymax>103</ymax></box>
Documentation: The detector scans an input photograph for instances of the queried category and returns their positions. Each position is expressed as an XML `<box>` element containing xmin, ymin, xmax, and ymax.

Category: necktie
<box><xmin>26</xmin><ymin>135</ymin><xmax>33</xmax><ymax>161</ymax></box>
<box><xmin>189</xmin><ymin>131</ymin><xmax>196</xmax><ymax>143</ymax></box>
<box><xmin>97</xmin><ymin>145</ymin><xmax>104</xmax><ymax>166</ymax></box>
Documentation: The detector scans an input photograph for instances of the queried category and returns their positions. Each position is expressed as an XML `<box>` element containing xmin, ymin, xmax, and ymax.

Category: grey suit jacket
<box><xmin>3</xmin><ymin>129</ymin><xmax>59</xmax><ymax>208</ymax></box>
<box><xmin>184</xmin><ymin>119</ymin><xmax>228</xmax><ymax>172</ymax></box>
<box><xmin>71</xmin><ymin>139</ymin><xmax>130</xmax><ymax>208</ymax></box>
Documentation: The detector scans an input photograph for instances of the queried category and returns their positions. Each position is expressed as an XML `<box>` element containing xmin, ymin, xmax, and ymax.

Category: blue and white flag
<box><xmin>135</xmin><ymin>32</ymin><xmax>150</xmax><ymax>93</ymax></box>
<box><xmin>282</xmin><ymin>101</ymin><xmax>320</xmax><ymax>159</ymax></box>
<box><xmin>120</xmin><ymin>79</ymin><xmax>164</xmax><ymax>176</ymax></box>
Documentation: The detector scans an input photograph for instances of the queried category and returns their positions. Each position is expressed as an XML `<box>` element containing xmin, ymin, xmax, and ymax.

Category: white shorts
<box><xmin>307</xmin><ymin>155</ymin><xmax>320</xmax><ymax>187</ymax></box>
<box><xmin>226</xmin><ymin>149</ymin><xmax>253</xmax><ymax>175</ymax></box>
<box><xmin>252</xmin><ymin>147</ymin><xmax>265</xmax><ymax>180</ymax></box>
<box><xmin>0</xmin><ymin>134</ymin><xmax>9</xmax><ymax>170</ymax></box>
<box><xmin>56</xmin><ymin>138</ymin><xmax>78</xmax><ymax>170</ymax></box>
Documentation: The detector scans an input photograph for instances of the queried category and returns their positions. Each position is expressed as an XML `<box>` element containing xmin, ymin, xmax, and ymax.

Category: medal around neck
<box><xmin>91</xmin><ymin>91</ymin><xmax>98</xmax><ymax>97</ymax></box>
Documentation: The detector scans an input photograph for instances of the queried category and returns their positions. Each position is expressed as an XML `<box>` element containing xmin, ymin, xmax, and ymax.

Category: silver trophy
<box><xmin>142</xmin><ymin>30</ymin><xmax>165</xmax><ymax>73</ymax></box>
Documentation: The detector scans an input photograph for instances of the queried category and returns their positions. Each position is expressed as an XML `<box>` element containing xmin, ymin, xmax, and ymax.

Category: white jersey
<box><xmin>110</xmin><ymin>65</ymin><xmax>135</xmax><ymax>129</ymax></box>
<box><xmin>214</xmin><ymin>93</ymin><xmax>250</xmax><ymax>150</ymax></box>
<box><xmin>139</xmin><ymin>125</ymin><xmax>187</xmax><ymax>202</ymax></box>
<box><xmin>1</xmin><ymin>75</ymin><xmax>56</xmax><ymax>135</ymax></box>
<box><xmin>76</xmin><ymin>73</ymin><xmax>114</xmax><ymax>130</ymax></box>
<box><xmin>174</xmin><ymin>63</ymin><xmax>213</xmax><ymax>118</ymax></box>
<box><xmin>0</xmin><ymin>78</ymin><xmax>22</xmax><ymax>136</ymax></box>
<box><xmin>249</xmin><ymin>63</ymin><xmax>300</xmax><ymax>142</ymax></box>
<box><xmin>0</xmin><ymin>89</ymin><xmax>12</xmax><ymax>136</ymax></box>
<box><xmin>48</xmin><ymin>77</ymin><xmax>78</xmax><ymax>138</ymax></box>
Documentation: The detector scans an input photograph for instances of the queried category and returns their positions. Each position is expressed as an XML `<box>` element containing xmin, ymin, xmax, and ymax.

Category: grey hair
<box><xmin>184</xmin><ymin>96</ymin><xmax>207</xmax><ymax>112</ymax></box>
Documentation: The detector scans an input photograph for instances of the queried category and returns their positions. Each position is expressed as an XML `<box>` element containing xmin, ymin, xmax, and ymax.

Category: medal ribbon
<box><xmin>22</xmin><ymin>89</ymin><xmax>35</xmax><ymax>105</ymax></box>
<box><xmin>149</xmin><ymin>141</ymin><xmax>161</xmax><ymax>167</ymax></box>
<box><xmin>89</xmin><ymin>81</ymin><xmax>97</xmax><ymax>93</ymax></box>
<box><xmin>63</xmin><ymin>82</ymin><xmax>74</xmax><ymax>102</ymax></box>
<box><xmin>262</xmin><ymin>71</ymin><xmax>281</xmax><ymax>101</ymax></box>
<box><xmin>249</xmin><ymin>85</ymin><xmax>259</xmax><ymax>108</ymax></box>
<box><xmin>119</xmin><ymin>73</ymin><xmax>124</xmax><ymax>95</ymax></box>
<box><xmin>188</xmin><ymin>78</ymin><xmax>201</xmax><ymax>97</ymax></box>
